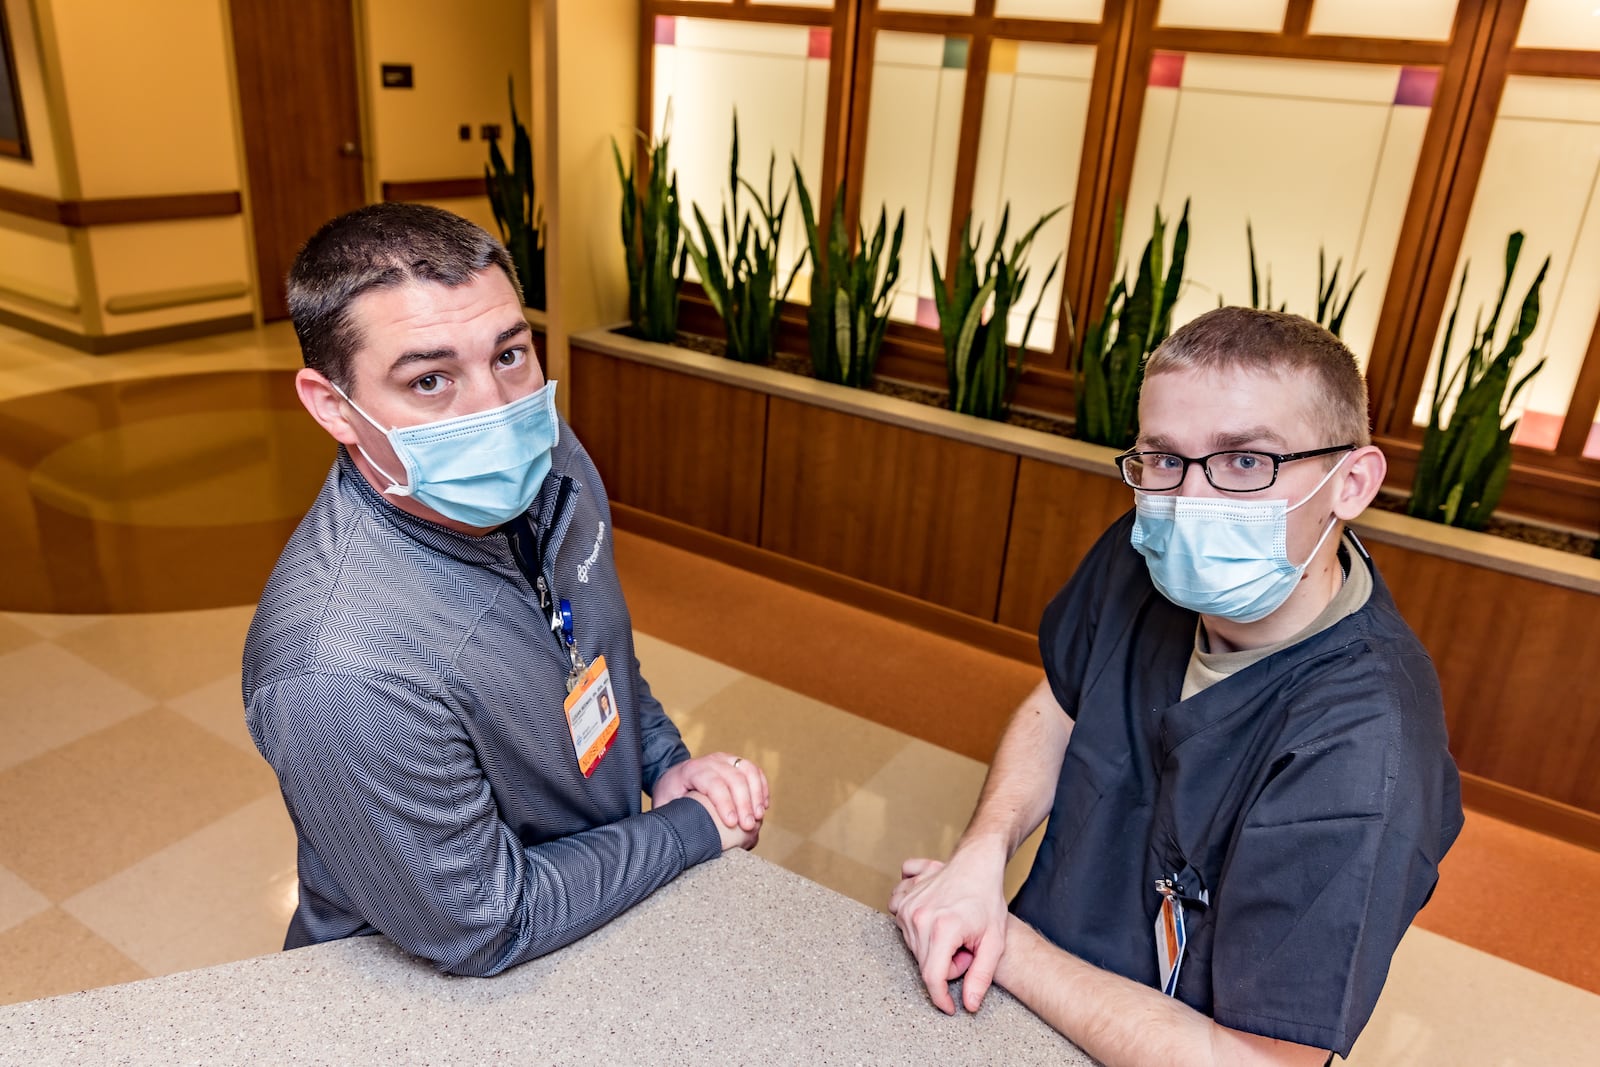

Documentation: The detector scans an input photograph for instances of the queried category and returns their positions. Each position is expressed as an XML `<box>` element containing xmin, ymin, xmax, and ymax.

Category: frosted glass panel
<box><xmin>969</xmin><ymin>42</ymin><xmax>1096</xmax><ymax>352</ymax></box>
<box><xmin>860</xmin><ymin>31</ymin><xmax>967</xmax><ymax>329</ymax></box>
<box><xmin>1517</xmin><ymin>0</ymin><xmax>1600</xmax><ymax>51</ymax></box>
<box><xmin>1157</xmin><ymin>0</ymin><xmax>1286</xmax><ymax>32</ymax></box>
<box><xmin>995</xmin><ymin>0</ymin><xmax>1105</xmax><ymax>19</ymax></box>
<box><xmin>1308</xmin><ymin>0</ymin><xmax>1457</xmax><ymax>41</ymax></box>
<box><xmin>1123</xmin><ymin>53</ymin><xmax>1436</xmax><ymax>368</ymax></box>
<box><xmin>880</xmin><ymin>0</ymin><xmax>976</xmax><ymax>13</ymax></box>
<box><xmin>1415</xmin><ymin>76</ymin><xmax>1600</xmax><ymax>449</ymax></box>
<box><xmin>652</xmin><ymin>17</ymin><xmax>829</xmax><ymax>294</ymax></box>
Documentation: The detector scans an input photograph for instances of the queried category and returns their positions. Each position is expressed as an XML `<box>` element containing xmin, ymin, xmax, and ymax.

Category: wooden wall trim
<box><xmin>610</xmin><ymin>501</ymin><xmax>1042</xmax><ymax>666</ymax></box>
<box><xmin>1460</xmin><ymin>773</ymin><xmax>1600</xmax><ymax>853</ymax></box>
<box><xmin>380</xmin><ymin>178</ymin><xmax>486</xmax><ymax>201</ymax></box>
<box><xmin>0</xmin><ymin>306</ymin><xmax>253</xmax><ymax>353</ymax></box>
<box><xmin>0</xmin><ymin>187</ymin><xmax>242</xmax><ymax>226</ymax></box>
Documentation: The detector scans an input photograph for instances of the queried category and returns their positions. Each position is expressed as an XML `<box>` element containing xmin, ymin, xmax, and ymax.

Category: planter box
<box><xmin>569</xmin><ymin>327</ymin><xmax>1600</xmax><ymax>847</ymax></box>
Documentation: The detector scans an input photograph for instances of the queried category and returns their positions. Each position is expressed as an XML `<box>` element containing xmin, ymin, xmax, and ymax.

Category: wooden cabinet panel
<box><xmin>1367</xmin><ymin>540</ymin><xmax>1600</xmax><ymax>813</ymax></box>
<box><xmin>569</xmin><ymin>346</ymin><xmax>766</xmax><ymax>544</ymax></box>
<box><xmin>760</xmin><ymin>397</ymin><xmax>1018</xmax><ymax>618</ymax></box>
<box><xmin>997</xmin><ymin>458</ymin><xmax>1135</xmax><ymax>634</ymax></box>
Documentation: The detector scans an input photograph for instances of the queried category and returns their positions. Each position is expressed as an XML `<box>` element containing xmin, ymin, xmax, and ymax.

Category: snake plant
<box><xmin>1242</xmin><ymin>221</ymin><xmax>1364</xmax><ymax>338</ymax></box>
<box><xmin>931</xmin><ymin>205</ymin><xmax>1063</xmax><ymax>421</ymax></box>
<box><xmin>1407</xmin><ymin>232</ymin><xmax>1549</xmax><ymax>530</ymax></box>
<box><xmin>611</xmin><ymin>128</ymin><xmax>687</xmax><ymax>343</ymax></box>
<box><xmin>484</xmin><ymin>78</ymin><xmax>545</xmax><ymax>310</ymax></box>
<box><xmin>1073</xmin><ymin>200</ymin><xmax>1189</xmax><ymax>449</ymax></box>
<box><xmin>793</xmin><ymin>166</ymin><xmax>905</xmax><ymax>388</ymax></box>
<box><xmin>684</xmin><ymin>114</ymin><xmax>799</xmax><ymax>364</ymax></box>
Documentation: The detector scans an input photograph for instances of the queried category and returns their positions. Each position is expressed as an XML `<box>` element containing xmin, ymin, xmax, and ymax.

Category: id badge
<box><xmin>1154</xmin><ymin>882</ymin><xmax>1187</xmax><ymax>997</ymax></box>
<box><xmin>563</xmin><ymin>655</ymin><xmax>619</xmax><ymax>777</ymax></box>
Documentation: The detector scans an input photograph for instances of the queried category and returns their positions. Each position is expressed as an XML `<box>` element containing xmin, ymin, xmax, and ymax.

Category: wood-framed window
<box><xmin>636</xmin><ymin>0</ymin><xmax>1600</xmax><ymax>535</ymax></box>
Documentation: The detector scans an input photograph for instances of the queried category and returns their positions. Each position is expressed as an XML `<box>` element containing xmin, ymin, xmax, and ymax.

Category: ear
<box><xmin>295</xmin><ymin>368</ymin><xmax>361</xmax><ymax>447</ymax></box>
<box><xmin>1332</xmin><ymin>444</ymin><xmax>1387</xmax><ymax>521</ymax></box>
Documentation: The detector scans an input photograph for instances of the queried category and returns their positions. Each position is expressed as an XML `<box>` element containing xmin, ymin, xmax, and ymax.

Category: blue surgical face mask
<box><xmin>1130</xmin><ymin>454</ymin><xmax>1349</xmax><ymax>624</ymax></box>
<box><xmin>334</xmin><ymin>380</ymin><xmax>560</xmax><ymax>528</ymax></box>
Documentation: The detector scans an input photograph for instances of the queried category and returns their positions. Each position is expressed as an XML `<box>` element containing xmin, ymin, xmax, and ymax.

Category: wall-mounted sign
<box><xmin>0</xmin><ymin>5</ymin><xmax>31</xmax><ymax>160</ymax></box>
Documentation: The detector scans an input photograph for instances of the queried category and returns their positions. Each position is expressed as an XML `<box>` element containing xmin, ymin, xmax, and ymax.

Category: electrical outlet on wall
<box><xmin>458</xmin><ymin>124</ymin><xmax>471</xmax><ymax>141</ymax></box>
<box><xmin>480</xmin><ymin>124</ymin><xmax>501</xmax><ymax>141</ymax></box>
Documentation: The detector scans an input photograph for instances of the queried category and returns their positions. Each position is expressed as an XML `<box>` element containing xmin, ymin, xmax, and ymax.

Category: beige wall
<box><xmin>0</xmin><ymin>0</ymin><xmax>253</xmax><ymax>341</ymax></box>
<box><xmin>49</xmin><ymin>0</ymin><xmax>239</xmax><ymax>198</ymax></box>
<box><xmin>543</xmin><ymin>0</ymin><xmax>635</xmax><ymax>396</ymax></box>
<box><xmin>364</xmin><ymin>0</ymin><xmax>531</xmax><ymax>183</ymax></box>
<box><xmin>0</xmin><ymin>0</ymin><xmax>571</xmax><ymax>346</ymax></box>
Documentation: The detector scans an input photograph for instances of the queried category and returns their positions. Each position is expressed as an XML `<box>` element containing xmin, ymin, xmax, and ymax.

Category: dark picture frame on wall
<box><xmin>0</xmin><ymin>3</ymin><xmax>31</xmax><ymax>161</ymax></box>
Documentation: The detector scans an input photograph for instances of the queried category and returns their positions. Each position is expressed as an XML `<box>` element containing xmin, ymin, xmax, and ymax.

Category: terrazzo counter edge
<box><xmin>0</xmin><ymin>849</ymin><xmax>1092</xmax><ymax>1066</ymax></box>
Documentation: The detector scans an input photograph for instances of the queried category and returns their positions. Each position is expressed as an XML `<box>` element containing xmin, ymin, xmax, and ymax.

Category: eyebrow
<box><xmin>386</xmin><ymin>321</ymin><xmax>531</xmax><ymax>376</ymax></box>
<box><xmin>1137</xmin><ymin>426</ymin><xmax>1291</xmax><ymax>453</ymax></box>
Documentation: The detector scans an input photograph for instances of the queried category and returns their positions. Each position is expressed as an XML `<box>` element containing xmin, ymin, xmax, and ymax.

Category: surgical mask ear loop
<box><xmin>328</xmin><ymin>382</ymin><xmax>410</xmax><ymax>495</ymax></box>
<box><xmin>1285</xmin><ymin>452</ymin><xmax>1352</xmax><ymax>566</ymax></box>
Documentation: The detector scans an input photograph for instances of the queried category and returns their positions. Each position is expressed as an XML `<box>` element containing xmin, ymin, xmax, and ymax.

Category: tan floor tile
<box><xmin>0</xmin><ymin>612</ymin><xmax>105</xmax><ymax>640</ymax></box>
<box><xmin>633</xmin><ymin>631</ymin><xmax>743</xmax><ymax>715</ymax></box>
<box><xmin>0</xmin><ymin>864</ymin><xmax>50</xmax><ymax>936</ymax></box>
<box><xmin>749</xmin><ymin>820</ymin><xmax>805</xmax><ymax>867</ymax></box>
<box><xmin>0</xmin><ymin>643</ymin><xmax>158</xmax><ymax>772</ymax></box>
<box><xmin>672</xmin><ymin>676</ymin><xmax>911</xmax><ymax>837</ymax></box>
<box><xmin>0</xmin><ymin>707</ymin><xmax>278</xmax><ymax>900</ymax></box>
<box><xmin>53</xmin><ymin>607</ymin><xmax>254</xmax><ymax>700</ymax></box>
<box><xmin>0</xmin><ymin>908</ymin><xmax>149</xmax><ymax>1006</ymax></box>
<box><xmin>780</xmin><ymin>841</ymin><xmax>901</xmax><ymax>914</ymax></box>
<box><xmin>1005</xmin><ymin>823</ymin><xmax>1047</xmax><ymax>901</ymax></box>
<box><xmin>810</xmin><ymin>739</ymin><xmax>989</xmax><ymax>879</ymax></box>
<box><xmin>63</xmin><ymin>795</ymin><xmax>297</xmax><ymax>977</ymax></box>
<box><xmin>1347</xmin><ymin>927</ymin><xmax>1600</xmax><ymax>1065</ymax></box>
<box><xmin>165</xmin><ymin>671</ymin><xmax>256</xmax><ymax>756</ymax></box>
<box><xmin>0</xmin><ymin>614</ymin><xmax>41</xmax><ymax>656</ymax></box>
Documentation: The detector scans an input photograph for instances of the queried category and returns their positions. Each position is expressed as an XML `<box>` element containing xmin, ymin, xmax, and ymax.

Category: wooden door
<box><xmin>230</xmin><ymin>0</ymin><xmax>366</xmax><ymax>321</ymax></box>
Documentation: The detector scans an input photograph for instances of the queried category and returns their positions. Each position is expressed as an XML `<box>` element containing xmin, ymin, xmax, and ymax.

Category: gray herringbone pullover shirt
<box><xmin>244</xmin><ymin>428</ymin><xmax>721</xmax><ymax>976</ymax></box>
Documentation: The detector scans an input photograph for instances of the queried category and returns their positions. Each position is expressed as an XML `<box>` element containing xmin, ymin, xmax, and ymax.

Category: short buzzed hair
<box><xmin>1144</xmin><ymin>307</ymin><xmax>1371</xmax><ymax>446</ymax></box>
<box><xmin>287</xmin><ymin>202</ymin><xmax>522</xmax><ymax>392</ymax></box>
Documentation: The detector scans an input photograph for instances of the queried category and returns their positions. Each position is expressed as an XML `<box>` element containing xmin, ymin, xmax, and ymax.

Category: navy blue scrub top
<box><xmin>1011</xmin><ymin>511</ymin><xmax>1463</xmax><ymax>1057</ymax></box>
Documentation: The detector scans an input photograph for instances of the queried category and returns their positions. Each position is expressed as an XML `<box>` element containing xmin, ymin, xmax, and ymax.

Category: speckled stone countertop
<box><xmin>0</xmin><ymin>851</ymin><xmax>1092</xmax><ymax>1065</ymax></box>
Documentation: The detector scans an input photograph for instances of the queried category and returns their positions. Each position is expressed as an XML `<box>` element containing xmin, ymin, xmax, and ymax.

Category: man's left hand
<box><xmin>653</xmin><ymin>752</ymin><xmax>769</xmax><ymax>832</ymax></box>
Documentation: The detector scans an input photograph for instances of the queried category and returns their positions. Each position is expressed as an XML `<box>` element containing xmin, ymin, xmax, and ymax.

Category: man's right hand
<box><xmin>888</xmin><ymin>835</ymin><xmax>1011</xmax><ymax>1015</ymax></box>
<box><xmin>688</xmin><ymin>791</ymin><xmax>759</xmax><ymax>851</ymax></box>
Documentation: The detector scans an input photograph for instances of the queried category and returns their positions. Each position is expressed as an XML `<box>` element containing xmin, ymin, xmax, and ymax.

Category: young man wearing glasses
<box><xmin>891</xmin><ymin>307</ymin><xmax>1462</xmax><ymax>1066</ymax></box>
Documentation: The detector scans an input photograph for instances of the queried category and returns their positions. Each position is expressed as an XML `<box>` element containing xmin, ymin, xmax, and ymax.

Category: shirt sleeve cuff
<box><xmin>653</xmin><ymin>795</ymin><xmax>723</xmax><ymax>868</ymax></box>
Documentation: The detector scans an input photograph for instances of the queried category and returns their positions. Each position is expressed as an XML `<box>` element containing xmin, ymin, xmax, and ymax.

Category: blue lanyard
<box><xmin>556</xmin><ymin>597</ymin><xmax>586</xmax><ymax>690</ymax></box>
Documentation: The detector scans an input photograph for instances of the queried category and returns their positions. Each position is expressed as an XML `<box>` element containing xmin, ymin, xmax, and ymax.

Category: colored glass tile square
<box><xmin>990</xmin><ymin>39</ymin><xmax>1018</xmax><ymax>76</ymax></box>
<box><xmin>809</xmin><ymin>27</ymin><xmax>832</xmax><ymax>60</ymax></box>
<box><xmin>942</xmin><ymin>37</ymin><xmax>970</xmax><ymax>70</ymax></box>
<box><xmin>1394</xmin><ymin>66</ymin><xmax>1439</xmax><ymax>108</ymax></box>
<box><xmin>654</xmin><ymin>15</ymin><xmax>676</xmax><ymax>47</ymax></box>
<box><xmin>1149</xmin><ymin>51</ymin><xmax>1185</xmax><ymax>89</ymax></box>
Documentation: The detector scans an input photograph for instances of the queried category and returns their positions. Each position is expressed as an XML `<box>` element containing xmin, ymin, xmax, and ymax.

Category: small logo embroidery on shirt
<box><xmin>576</xmin><ymin>521</ymin><xmax>606</xmax><ymax>583</ymax></box>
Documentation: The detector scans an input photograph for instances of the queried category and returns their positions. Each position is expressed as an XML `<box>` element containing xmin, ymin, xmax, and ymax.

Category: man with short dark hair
<box><xmin>245</xmin><ymin>203</ymin><xmax>767</xmax><ymax>976</ymax></box>
<box><xmin>891</xmin><ymin>307</ymin><xmax>1462</xmax><ymax>1065</ymax></box>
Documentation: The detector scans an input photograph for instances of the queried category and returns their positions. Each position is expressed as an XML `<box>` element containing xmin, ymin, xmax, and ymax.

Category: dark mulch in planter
<box><xmin>614</xmin><ymin>327</ymin><xmax>1598</xmax><ymax>561</ymax></box>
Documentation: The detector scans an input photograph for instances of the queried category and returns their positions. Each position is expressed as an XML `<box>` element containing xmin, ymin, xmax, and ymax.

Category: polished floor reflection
<box><xmin>0</xmin><ymin>371</ymin><xmax>333</xmax><ymax>613</ymax></box>
<box><xmin>1</xmin><ymin>319</ymin><xmax>1597</xmax><ymax>1064</ymax></box>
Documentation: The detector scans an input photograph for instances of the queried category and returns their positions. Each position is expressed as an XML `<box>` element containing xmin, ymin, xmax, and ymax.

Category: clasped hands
<box><xmin>888</xmin><ymin>837</ymin><xmax>1015</xmax><ymax>1015</ymax></box>
<box><xmin>653</xmin><ymin>751</ymin><xmax>769</xmax><ymax>851</ymax></box>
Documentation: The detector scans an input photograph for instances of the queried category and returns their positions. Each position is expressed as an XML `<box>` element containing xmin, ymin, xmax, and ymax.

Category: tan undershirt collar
<box><xmin>1180</xmin><ymin>533</ymin><xmax>1374</xmax><ymax>701</ymax></box>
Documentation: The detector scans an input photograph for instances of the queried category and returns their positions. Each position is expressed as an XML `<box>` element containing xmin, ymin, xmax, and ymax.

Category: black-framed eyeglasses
<box><xmin>1113</xmin><ymin>444</ymin><xmax>1356</xmax><ymax>493</ymax></box>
